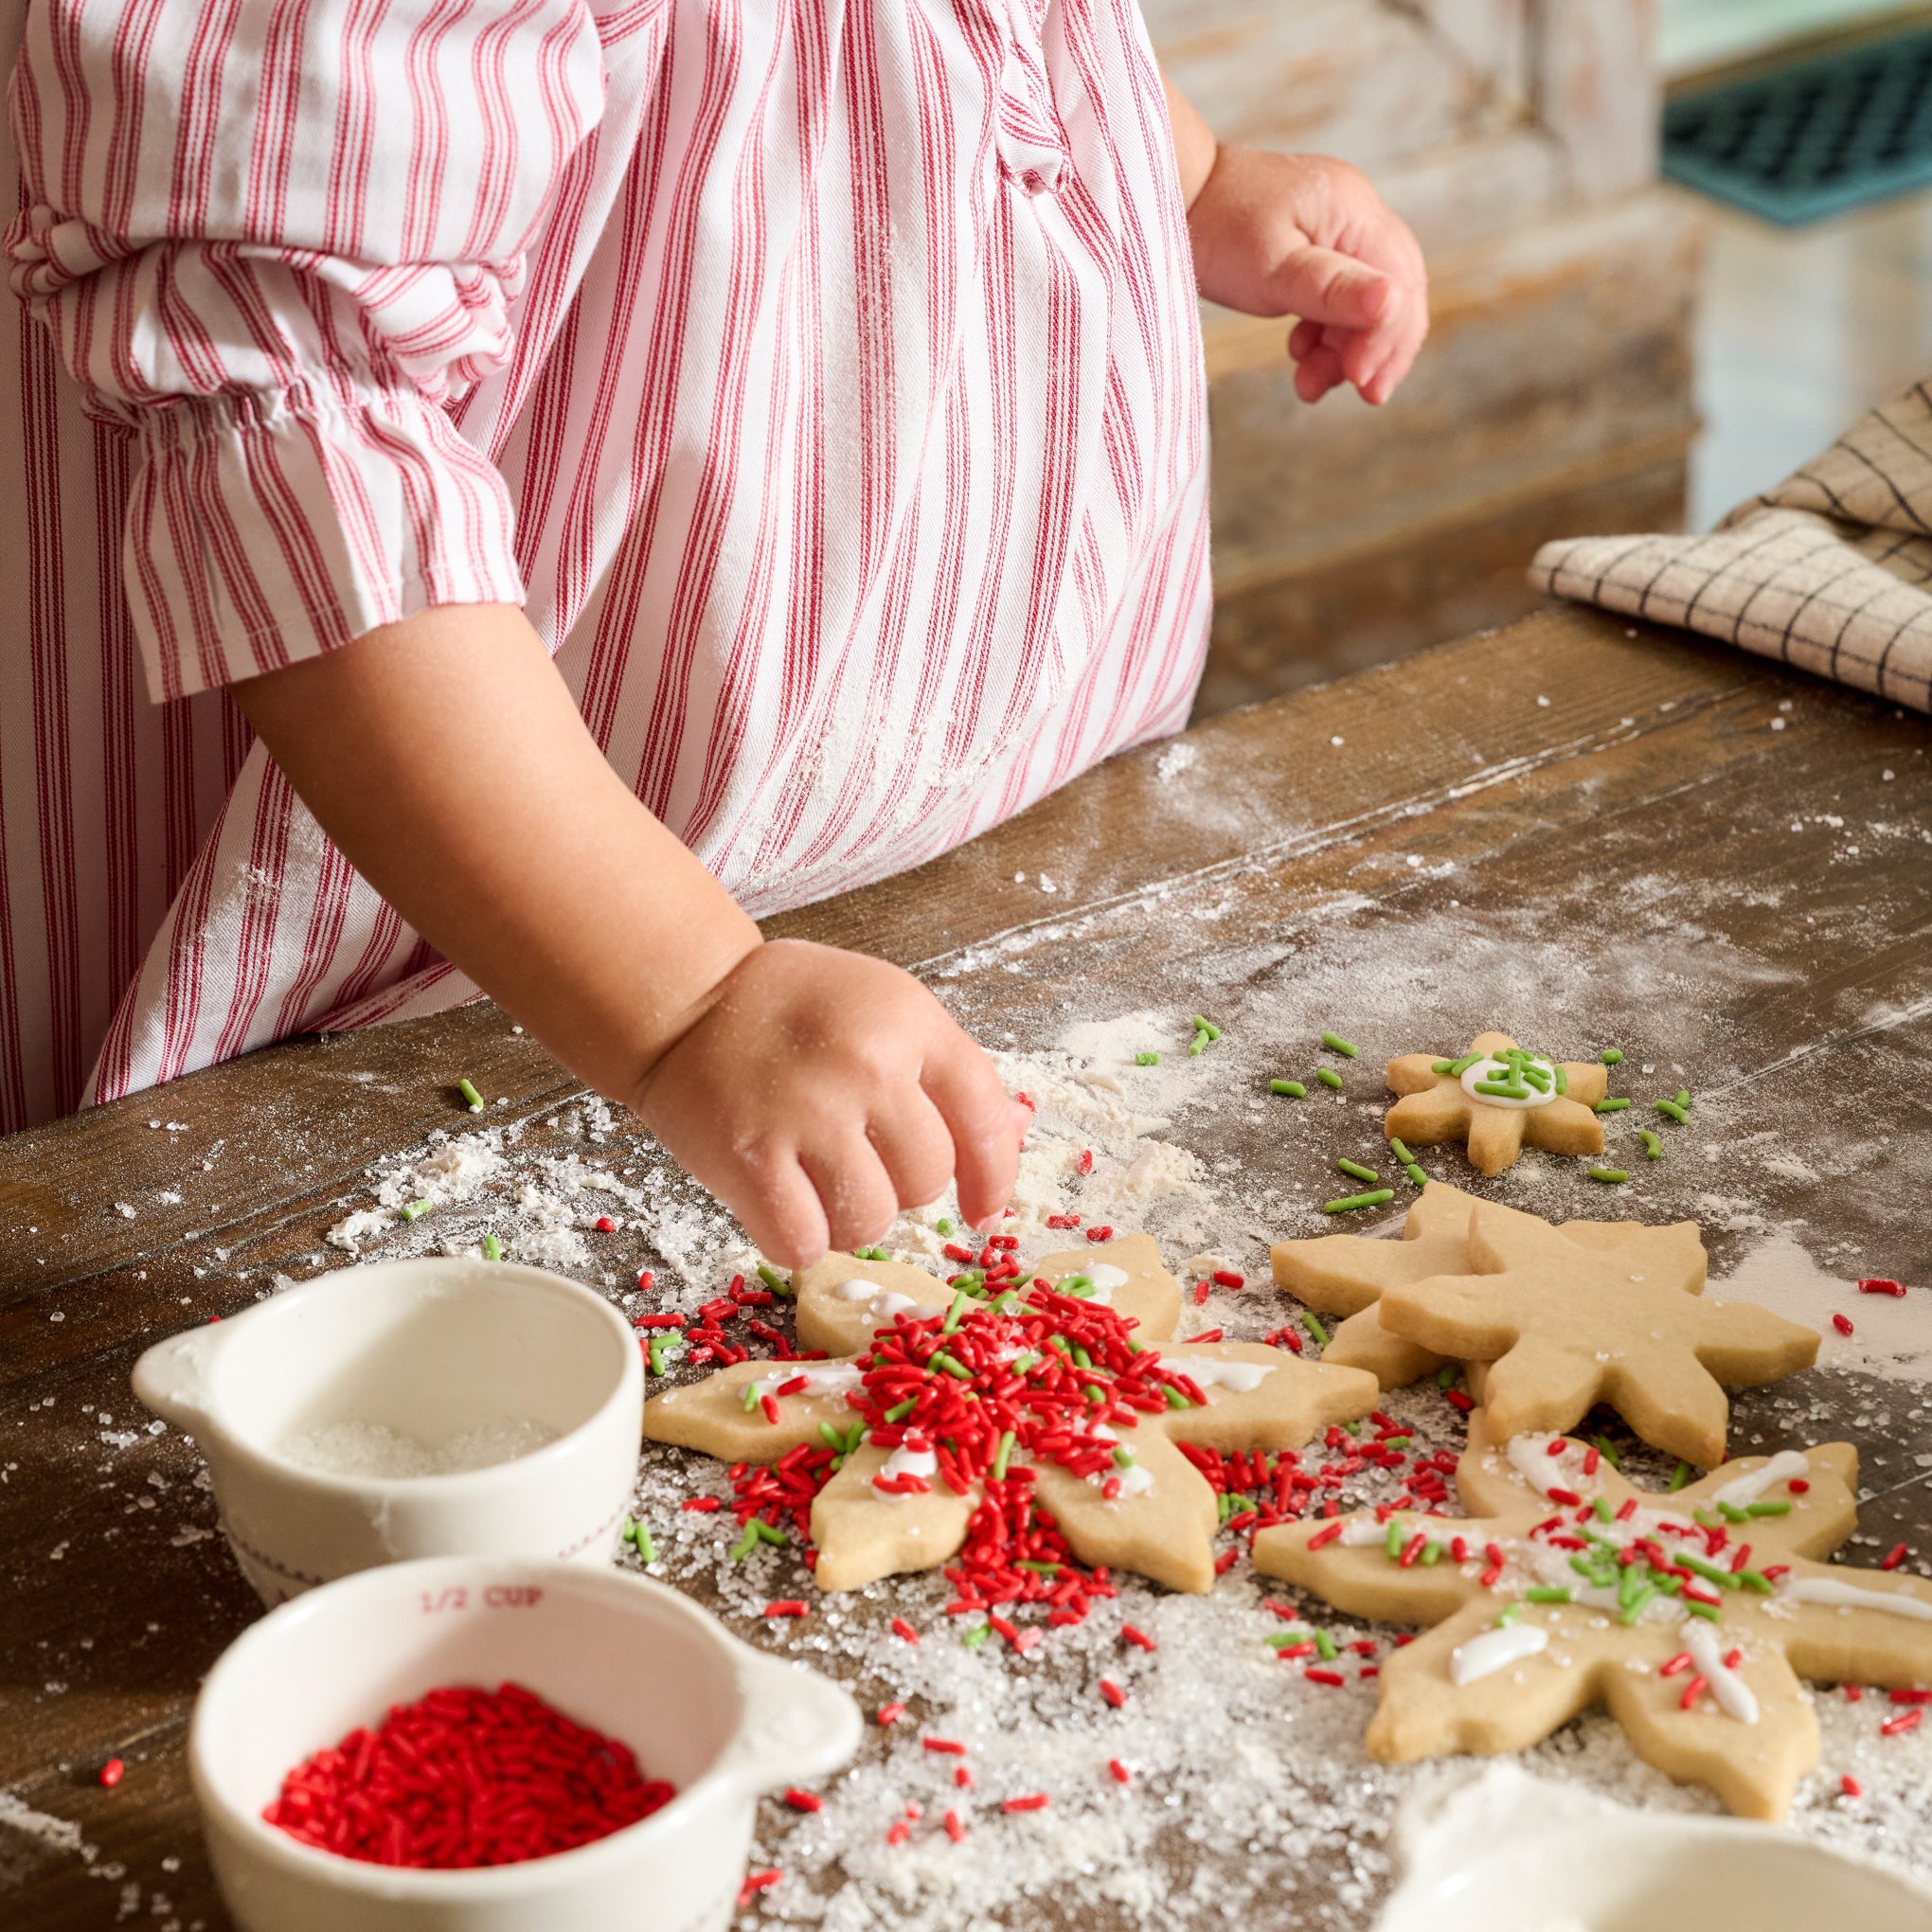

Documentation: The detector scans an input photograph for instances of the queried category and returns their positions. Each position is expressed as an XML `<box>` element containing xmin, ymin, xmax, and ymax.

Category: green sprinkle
<box><xmin>1266</xmin><ymin>1631</ymin><xmax>1313</xmax><ymax>1650</ymax></box>
<box><xmin>1638</xmin><ymin>1129</ymin><xmax>1664</xmax><ymax>1160</ymax></box>
<box><xmin>1619</xmin><ymin>1584</ymin><xmax>1655</xmax><ymax>1625</ymax></box>
<box><xmin>961</xmin><ymin>1622</ymin><xmax>991</xmax><ymax>1650</ymax></box>
<box><xmin>1431</xmin><ymin>1060</ymin><xmax>1456</xmax><ymax>1075</ymax></box>
<box><xmin>1600</xmin><ymin>1048</ymin><xmax>1623</xmax><ymax>1065</ymax></box>
<box><xmin>1219</xmin><ymin>1492</ymin><xmax>1235</xmax><ymax>1523</ymax></box>
<box><xmin>730</xmin><ymin>1525</ymin><xmax>760</xmax><ymax>1561</ymax></box>
<box><xmin>742</xmin><ymin>1382</ymin><xmax>760</xmax><ymax>1412</ymax></box>
<box><xmin>1386</xmin><ymin>1519</ymin><xmax>1405</xmax><ymax>1559</ymax></box>
<box><xmin>1589</xmin><ymin>1167</ymin><xmax>1629</xmax><ymax>1184</ymax></box>
<box><xmin>1496</xmin><ymin>1602</ymin><xmax>1522</xmax><ymax>1627</ymax></box>
<box><xmin>1553</xmin><ymin>1062</ymin><xmax>1568</xmax><ymax>1094</ymax></box>
<box><xmin>1420</xmin><ymin>1541</ymin><xmax>1442</xmax><ymax>1565</ymax></box>
<box><xmin>1303</xmin><ymin>1314</ymin><xmax>1332</xmax><ymax>1347</ymax></box>
<box><xmin>932</xmin><ymin>1352</ymin><xmax>972</xmax><ymax>1380</ymax></box>
<box><xmin>1737</xmin><ymin>1569</ymin><xmax>1773</xmax><ymax>1594</ymax></box>
<box><xmin>1388</xmin><ymin>1137</ymin><xmax>1415</xmax><ymax>1164</ymax></box>
<box><xmin>1135</xmin><ymin>1051</ymin><xmax>1161</xmax><ymax>1066</ymax></box>
<box><xmin>1321</xmin><ymin>1032</ymin><xmax>1358</xmax><ymax>1059</ymax></box>
<box><xmin>937</xmin><ymin>1218</ymin><xmax>953</xmax><ymax>1236</ymax></box>
<box><xmin>1337</xmin><ymin>1157</ymin><xmax>1380</xmax><ymax>1184</ymax></box>
<box><xmin>1404</xmin><ymin>1163</ymin><xmax>1428</xmax><ymax>1187</ymax></box>
<box><xmin>1618</xmin><ymin>1564</ymin><xmax>1644</xmax><ymax>1605</ymax></box>
<box><xmin>1570</xmin><ymin>1553</ymin><xmax>1608</xmax><ymax>1583</ymax></box>
<box><xmin>1593</xmin><ymin>1097</ymin><xmax>1631</xmax><ymax>1113</ymax></box>
<box><xmin>1058</xmin><ymin>1274</ymin><xmax>1096</xmax><ymax>1299</ymax></box>
<box><xmin>1669</xmin><ymin>1460</ymin><xmax>1692</xmax><ymax>1493</ymax></box>
<box><xmin>1684</xmin><ymin>1598</ymin><xmax>1722</xmax><ymax>1622</ymax></box>
<box><xmin>941</xmin><ymin>1291</ymin><xmax>972</xmax><ymax>1333</ymax></box>
<box><xmin>1070</xmin><ymin>1345</ymin><xmax>1093</xmax><ymax>1370</ymax></box>
<box><xmin>1593</xmin><ymin>1494</ymin><xmax>1614</xmax><ymax>1522</ymax></box>
<box><xmin>1677</xmin><ymin>1552</ymin><xmax>1737</xmax><ymax>1589</ymax></box>
<box><xmin>480</xmin><ymin>1233</ymin><xmax>503</xmax><ymax>1261</ymax></box>
<box><xmin>1446</xmin><ymin>1053</ymin><xmax>1484</xmax><ymax>1076</ymax></box>
<box><xmin>886</xmin><ymin>1398</ymin><xmax>918</xmax><ymax>1422</ymax></box>
<box><xmin>1270</xmin><ymin>1078</ymin><xmax>1306</xmax><ymax>1098</ymax></box>
<box><xmin>1525</xmin><ymin>1586</ymin><xmax>1571</xmax><ymax>1604</ymax></box>
<box><xmin>757</xmin><ymin>1262</ymin><xmax>786</xmax><ymax>1291</ymax></box>
<box><xmin>1745</xmin><ymin>1499</ymin><xmax>1793</xmax><ymax>1517</ymax></box>
<box><xmin>1718</xmin><ymin>1501</ymin><xmax>1750</xmax><ymax>1525</ymax></box>
<box><xmin>1190</xmin><ymin>1036</ymin><xmax>1208</xmax><ymax>1057</ymax></box>
<box><xmin>1315</xmin><ymin>1068</ymin><xmax>1344</xmax><ymax>1091</ymax></box>
<box><xmin>457</xmin><ymin>1078</ymin><xmax>485</xmax><ymax>1112</ymax></box>
<box><xmin>401</xmin><ymin>1199</ymin><xmax>433</xmax><ymax>1222</ymax></box>
<box><xmin>1436</xmin><ymin>1365</ymin><xmax>1457</xmax><ymax>1388</ymax></box>
<box><xmin>1653</xmin><ymin>1571</ymin><xmax>1683</xmax><ymax>1597</ymax></box>
<box><xmin>1342</xmin><ymin>1421</ymin><xmax>1362</xmax><ymax>1438</ymax></box>
<box><xmin>818</xmin><ymin>1422</ymin><xmax>844</xmax><ymax>1451</ymax></box>
<box><xmin>755</xmin><ymin>1520</ymin><xmax>788</xmax><ymax>1547</ymax></box>
<box><xmin>1017</xmin><ymin>1559</ymin><xmax>1063</xmax><ymax>1575</ymax></box>
<box><xmin>634</xmin><ymin>1526</ymin><xmax>656</xmax><ymax>1564</ymax></box>
<box><xmin>1193</xmin><ymin>1015</ymin><xmax>1222</xmax><ymax>1039</ymax></box>
<box><xmin>1315</xmin><ymin>1630</ymin><xmax>1338</xmax><ymax>1662</ymax></box>
<box><xmin>1323</xmin><ymin>1190</ymin><xmax>1394</xmax><ymax>1213</ymax></box>
<box><xmin>1592</xmin><ymin>1436</ymin><xmax>1622</xmax><ymax>1469</ymax></box>
<box><xmin>1676</xmin><ymin>1089</ymin><xmax>1691</xmax><ymax>1108</ymax></box>
<box><xmin>1164</xmin><ymin>1385</ymin><xmax>1191</xmax><ymax>1409</ymax></box>
<box><xmin>1112</xmin><ymin>1446</ymin><xmax>1135</xmax><ymax>1469</ymax></box>
<box><xmin>1655</xmin><ymin>1099</ymin><xmax>1690</xmax><ymax>1123</ymax></box>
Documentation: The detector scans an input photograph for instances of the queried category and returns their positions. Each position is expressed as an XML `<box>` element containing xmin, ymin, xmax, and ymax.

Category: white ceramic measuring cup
<box><xmin>133</xmin><ymin>1258</ymin><xmax>642</xmax><ymax>1602</ymax></box>
<box><xmin>191</xmin><ymin>1555</ymin><xmax>861</xmax><ymax>1932</ymax></box>
<box><xmin>1374</xmin><ymin>1763</ymin><xmax>1932</xmax><ymax>1932</ymax></box>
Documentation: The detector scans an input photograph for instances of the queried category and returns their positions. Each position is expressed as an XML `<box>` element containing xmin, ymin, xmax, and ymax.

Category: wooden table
<box><xmin>5</xmin><ymin>604</ymin><xmax>1929</xmax><ymax>1928</ymax></box>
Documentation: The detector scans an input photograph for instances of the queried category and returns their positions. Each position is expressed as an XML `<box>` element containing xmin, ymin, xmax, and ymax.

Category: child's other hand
<box><xmin>630</xmin><ymin>939</ymin><xmax>1028</xmax><ymax>1268</ymax></box>
<box><xmin>1188</xmin><ymin>149</ymin><xmax>1428</xmax><ymax>407</ymax></box>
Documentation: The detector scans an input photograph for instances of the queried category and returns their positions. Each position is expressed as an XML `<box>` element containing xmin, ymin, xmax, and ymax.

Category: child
<box><xmin>0</xmin><ymin>1</ymin><xmax>1424</xmax><ymax>1262</ymax></box>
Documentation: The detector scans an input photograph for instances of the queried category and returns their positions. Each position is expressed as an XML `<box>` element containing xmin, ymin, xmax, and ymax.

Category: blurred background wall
<box><xmin>1158</xmin><ymin>0</ymin><xmax>1932</xmax><ymax>715</ymax></box>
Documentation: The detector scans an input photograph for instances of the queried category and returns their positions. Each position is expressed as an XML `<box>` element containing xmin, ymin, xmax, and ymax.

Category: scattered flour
<box><xmin>275</xmin><ymin>1416</ymin><xmax>559</xmax><ymax>1478</ymax></box>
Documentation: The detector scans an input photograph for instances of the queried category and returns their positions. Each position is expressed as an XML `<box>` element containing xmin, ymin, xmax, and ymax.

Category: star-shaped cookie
<box><xmin>1375</xmin><ymin>1204</ymin><xmax>1818</xmax><ymax>1465</ymax></box>
<box><xmin>1386</xmin><ymin>1031</ymin><xmax>1607</xmax><ymax>1176</ymax></box>
<box><xmin>1254</xmin><ymin>1414</ymin><xmax>1932</xmax><ymax>1820</ymax></box>
<box><xmin>642</xmin><ymin>1239</ymin><xmax>1379</xmax><ymax>1598</ymax></box>
<box><xmin>1273</xmin><ymin>1184</ymin><xmax>1656</xmax><ymax>1390</ymax></box>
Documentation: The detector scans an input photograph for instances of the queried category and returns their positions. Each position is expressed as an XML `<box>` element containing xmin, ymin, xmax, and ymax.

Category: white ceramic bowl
<box><xmin>1378</xmin><ymin>1801</ymin><xmax>1932</xmax><ymax>1932</ymax></box>
<box><xmin>133</xmin><ymin>1259</ymin><xmax>642</xmax><ymax>1602</ymax></box>
<box><xmin>191</xmin><ymin>1555</ymin><xmax>861</xmax><ymax>1932</ymax></box>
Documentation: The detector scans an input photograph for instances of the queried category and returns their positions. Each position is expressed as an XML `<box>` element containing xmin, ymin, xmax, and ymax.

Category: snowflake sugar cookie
<box><xmin>1254</xmin><ymin>1415</ymin><xmax>1932</xmax><ymax>1820</ymax></box>
<box><xmin>1386</xmin><ymin>1031</ymin><xmax>1607</xmax><ymax>1176</ymax></box>
<box><xmin>643</xmin><ymin>1238</ymin><xmax>1378</xmax><ymax>1598</ymax></box>
<box><xmin>1375</xmin><ymin>1203</ymin><xmax>1817</xmax><ymax>1465</ymax></box>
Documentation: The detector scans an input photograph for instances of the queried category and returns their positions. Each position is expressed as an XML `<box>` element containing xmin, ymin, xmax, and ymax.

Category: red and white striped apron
<box><xmin>0</xmin><ymin>0</ymin><xmax>1208</xmax><ymax>1134</ymax></box>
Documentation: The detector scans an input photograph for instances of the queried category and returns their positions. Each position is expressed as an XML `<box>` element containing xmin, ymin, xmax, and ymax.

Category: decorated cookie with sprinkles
<box><xmin>643</xmin><ymin>1244</ymin><xmax>1378</xmax><ymax>1600</ymax></box>
<box><xmin>1385</xmin><ymin>1032</ymin><xmax>1607</xmax><ymax>1176</ymax></box>
<box><xmin>1272</xmin><ymin>1184</ymin><xmax>1652</xmax><ymax>1391</ymax></box>
<box><xmin>1254</xmin><ymin>1414</ymin><xmax>1932</xmax><ymax>1820</ymax></box>
<box><xmin>1373</xmin><ymin>1204</ymin><xmax>1817</xmax><ymax>1465</ymax></box>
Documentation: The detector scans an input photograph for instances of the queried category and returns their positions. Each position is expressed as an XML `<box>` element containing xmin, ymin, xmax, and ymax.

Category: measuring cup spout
<box><xmin>722</xmin><ymin>1645</ymin><xmax>863</xmax><ymax>1793</ymax></box>
<box><xmin>131</xmin><ymin>1324</ymin><xmax>224</xmax><ymax>1437</ymax></box>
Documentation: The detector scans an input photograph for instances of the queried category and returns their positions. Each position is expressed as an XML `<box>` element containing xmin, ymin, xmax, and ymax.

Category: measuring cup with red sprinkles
<box><xmin>263</xmin><ymin>1681</ymin><xmax>675</xmax><ymax>1869</ymax></box>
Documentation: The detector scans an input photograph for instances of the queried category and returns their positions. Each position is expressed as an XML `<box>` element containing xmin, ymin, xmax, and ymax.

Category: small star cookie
<box><xmin>1254</xmin><ymin>1415</ymin><xmax>1932</xmax><ymax>1820</ymax></box>
<box><xmin>1386</xmin><ymin>1031</ymin><xmax>1607</xmax><ymax>1176</ymax></box>
<box><xmin>643</xmin><ymin>1240</ymin><xmax>1378</xmax><ymax>1599</ymax></box>
<box><xmin>1272</xmin><ymin>1184</ymin><xmax>1655</xmax><ymax>1390</ymax></box>
<box><xmin>1375</xmin><ymin>1204</ymin><xmax>1818</xmax><ymax>1465</ymax></box>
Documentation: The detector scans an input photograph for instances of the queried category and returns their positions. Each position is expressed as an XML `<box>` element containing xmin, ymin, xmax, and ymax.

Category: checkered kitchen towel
<box><xmin>1530</xmin><ymin>380</ymin><xmax>1932</xmax><ymax>713</ymax></box>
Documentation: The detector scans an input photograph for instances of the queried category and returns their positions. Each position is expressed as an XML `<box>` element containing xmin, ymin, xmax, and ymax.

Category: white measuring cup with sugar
<box><xmin>191</xmin><ymin>1554</ymin><xmax>861</xmax><ymax>1932</ymax></box>
<box><xmin>133</xmin><ymin>1258</ymin><xmax>642</xmax><ymax>1602</ymax></box>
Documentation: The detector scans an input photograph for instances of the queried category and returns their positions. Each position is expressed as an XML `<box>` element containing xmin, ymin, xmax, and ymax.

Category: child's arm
<box><xmin>1163</xmin><ymin>78</ymin><xmax>1430</xmax><ymax>407</ymax></box>
<box><xmin>232</xmin><ymin>604</ymin><xmax>1025</xmax><ymax>1265</ymax></box>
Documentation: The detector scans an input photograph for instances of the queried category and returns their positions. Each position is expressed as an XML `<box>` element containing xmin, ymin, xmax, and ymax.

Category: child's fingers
<box><xmin>921</xmin><ymin>1046</ymin><xmax>1022</xmax><ymax>1232</ymax></box>
<box><xmin>866</xmin><ymin>1089</ymin><xmax>960</xmax><ymax>1217</ymax></box>
<box><xmin>1292</xmin><ymin>337</ymin><xmax>1348</xmax><ymax>403</ymax></box>
<box><xmin>798</xmin><ymin>1133</ymin><xmax>900</xmax><ymax>1256</ymax></box>
<box><xmin>735</xmin><ymin>1145</ymin><xmax>832</xmax><ymax>1271</ymax></box>
<box><xmin>1271</xmin><ymin>244</ymin><xmax>1392</xmax><ymax>334</ymax></box>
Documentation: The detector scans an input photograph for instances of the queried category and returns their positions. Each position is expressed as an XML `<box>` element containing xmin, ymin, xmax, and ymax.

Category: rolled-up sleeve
<box><xmin>5</xmin><ymin>0</ymin><xmax>605</xmax><ymax>702</ymax></box>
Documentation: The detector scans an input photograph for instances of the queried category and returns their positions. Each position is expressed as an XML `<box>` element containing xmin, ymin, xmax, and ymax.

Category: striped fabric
<box><xmin>0</xmin><ymin>0</ymin><xmax>1210</xmax><ymax>1133</ymax></box>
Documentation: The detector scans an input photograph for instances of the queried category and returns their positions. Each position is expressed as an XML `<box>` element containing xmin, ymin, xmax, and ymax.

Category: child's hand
<box><xmin>1188</xmin><ymin>149</ymin><xmax>1428</xmax><ymax>407</ymax></box>
<box><xmin>630</xmin><ymin>939</ymin><xmax>1028</xmax><ymax>1268</ymax></box>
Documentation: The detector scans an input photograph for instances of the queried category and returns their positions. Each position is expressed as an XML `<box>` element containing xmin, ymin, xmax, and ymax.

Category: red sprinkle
<box><xmin>1883</xmin><ymin>1544</ymin><xmax>1909</xmax><ymax>1571</ymax></box>
<box><xmin>1046</xmin><ymin>1213</ymin><xmax>1082</xmax><ymax>1229</ymax></box>
<box><xmin>892</xmin><ymin>1618</ymin><xmax>921</xmax><ymax>1644</ymax></box>
<box><xmin>1307</xmin><ymin>1522</ymin><xmax>1345</xmax><ymax>1551</ymax></box>
<box><xmin>98</xmin><ymin>1759</ymin><xmax>125</xmax><ymax>1789</ymax></box>
<box><xmin>1002</xmin><ymin>1794</ymin><xmax>1050</xmax><ymax>1813</ymax></box>
<box><xmin>682</xmin><ymin>1497</ymin><xmax>722</xmax><ymax>1512</ymax></box>
<box><xmin>262</xmin><ymin>1683</ymin><xmax>673</xmax><ymax>1869</ymax></box>
<box><xmin>636</xmin><ymin>1269</ymin><xmax>655</xmax><ymax>1292</ymax></box>
<box><xmin>1122</xmin><ymin>1624</ymin><xmax>1156</xmax><ymax>1652</ymax></box>
<box><xmin>765</xmin><ymin>1601</ymin><xmax>810</xmax><ymax>1619</ymax></box>
<box><xmin>1085</xmin><ymin>1225</ymin><xmax>1115</xmax><ymax>1243</ymax></box>
<box><xmin>1680</xmin><ymin>1674</ymin><xmax>1708</xmax><ymax>1711</ymax></box>
<box><xmin>955</xmin><ymin>1765</ymin><xmax>973</xmax><ymax>1788</ymax></box>
<box><xmin>1276</xmin><ymin>1641</ymin><xmax>1317</xmax><ymax>1661</ymax></box>
<box><xmin>595</xmin><ymin>1215</ymin><xmax>617</xmax><ymax>1233</ymax></box>
<box><xmin>1859</xmin><ymin>1279</ymin><xmax>1907</xmax><ymax>1297</ymax></box>
<box><xmin>923</xmin><ymin>1736</ymin><xmax>967</xmax><ymax>1754</ymax></box>
<box><xmin>1788</xmin><ymin>1478</ymin><xmax>1810</xmax><ymax>1494</ymax></box>
<box><xmin>1883</xmin><ymin>1709</ymin><xmax>1924</xmax><ymax>1737</ymax></box>
<box><xmin>1446</xmin><ymin>1389</ymin><xmax>1475</xmax><ymax>1412</ymax></box>
<box><xmin>1078</xmin><ymin>1149</ymin><xmax>1095</xmax><ymax>1174</ymax></box>
<box><xmin>1186</xmin><ymin>1329</ymin><xmax>1225</xmax><ymax>1345</ymax></box>
<box><xmin>1847</xmin><ymin>1686</ymin><xmax>1866</xmax><ymax>1703</ymax></box>
<box><xmin>1193</xmin><ymin>1281</ymin><xmax>1211</xmax><ymax>1306</ymax></box>
<box><xmin>1889</xmin><ymin>1689</ymin><xmax>1932</xmax><ymax>1705</ymax></box>
<box><xmin>886</xmin><ymin>1821</ymin><xmax>911</xmax><ymax>1847</ymax></box>
<box><xmin>1546</xmin><ymin>1440</ymin><xmax>1568</xmax><ymax>1458</ymax></box>
<box><xmin>1100</xmin><ymin>1679</ymin><xmax>1126</xmax><ymax>1708</ymax></box>
<box><xmin>739</xmin><ymin>1870</ymin><xmax>781</xmax><ymax>1905</ymax></box>
<box><xmin>1659</xmin><ymin>1653</ymin><xmax>1693</xmax><ymax>1678</ymax></box>
<box><xmin>1842</xmin><ymin>1774</ymin><xmax>1864</xmax><ymax>1798</ymax></box>
<box><xmin>945</xmin><ymin>1809</ymin><xmax>966</xmax><ymax>1842</ymax></box>
<box><xmin>1304</xmin><ymin>1669</ymin><xmax>1346</xmax><ymax>1688</ymax></box>
<box><xmin>1108</xmin><ymin>1759</ymin><xmax>1132</xmax><ymax>1785</ymax></box>
<box><xmin>877</xmin><ymin>1702</ymin><xmax>907</xmax><ymax>1726</ymax></box>
<box><xmin>1834</xmin><ymin>1313</ymin><xmax>1855</xmax><ymax>1336</ymax></box>
<box><xmin>785</xmin><ymin>1789</ymin><xmax>823</xmax><ymax>1812</ymax></box>
<box><xmin>1211</xmin><ymin>1269</ymin><xmax>1244</xmax><ymax>1290</ymax></box>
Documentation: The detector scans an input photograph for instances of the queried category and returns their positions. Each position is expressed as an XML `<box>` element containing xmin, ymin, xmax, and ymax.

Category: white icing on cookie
<box><xmin>1507</xmin><ymin>1434</ymin><xmax>1594</xmax><ymax>1498</ymax></box>
<box><xmin>1685</xmin><ymin>1620</ymin><xmax>1760</xmax><ymax>1724</ymax></box>
<box><xmin>749</xmin><ymin>1361</ymin><xmax>863</xmax><ymax>1401</ymax></box>
<box><xmin>1083</xmin><ymin>1262</ymin><xmax>1129</xmax><ymax>1299</ymax></box>
<box><xmin>1451</xmin><ymin>1620</ymin><xmax>1550</xmax><ymax>1685</ymax></box>
<box><xmin>1172</xmin><ymin>1358</ymin><xmax>1274</xmax><ymax>1396</ymax></box>
<box><xmin>1709</xmin><ymin>1451</ymin><xmax>1809</xmax><ymax>1508</ymax></box>
<box><xmin>879</xmin><ymin>1440</ymin><xmax>937</xmax><ymax>1490</ymax></box>
<box><xmin>835</xmin><ymin>1278</ymin><xmax>946</xmax><ymax>1322</ymax></box>
<box><xmin>1459</xmin><ymin>1053</ymin><xmax>1560</xmax><ymax>1110</ymax></box>
<box><xmin>1780</xmin><ymin>1576</ymin><xmax>1932</xmax><ymax>1621</ymax></box>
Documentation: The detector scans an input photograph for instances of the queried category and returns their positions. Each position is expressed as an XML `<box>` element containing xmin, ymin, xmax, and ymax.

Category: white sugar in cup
<box><xmin>133</xmin><ymin>1258</ymin><xmax>642</xmax><ymax>1602</ymax></box>
<box><xmin>191</xmin><ymin>1555</ymin><xmax>860</xmax><ymax>1932</ymax></box>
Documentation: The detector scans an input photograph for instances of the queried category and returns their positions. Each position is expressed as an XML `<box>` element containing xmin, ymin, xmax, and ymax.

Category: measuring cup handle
<box><xmin>131</xmin><ymin>1324</ymin><xmax>224</xmax><ymax>1434</ymax></box>
<box><xmin>724</xmin><ymin>1647</ymin><xmax>863</xmax><ymax>1792</ymax></box>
